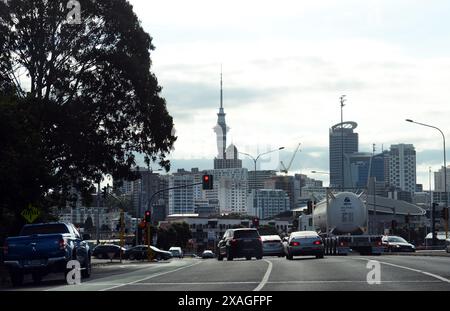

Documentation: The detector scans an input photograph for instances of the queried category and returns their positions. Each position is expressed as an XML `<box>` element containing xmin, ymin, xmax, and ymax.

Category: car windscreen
<box><xmin>234</xmin><ymin>230</ymin><xmax>259</xmax><ymax>239</ymax></box>
<box><xmin>20</xmin><ymin>224</ymin><xmax>69</xmax><ymax>235</ymax></box>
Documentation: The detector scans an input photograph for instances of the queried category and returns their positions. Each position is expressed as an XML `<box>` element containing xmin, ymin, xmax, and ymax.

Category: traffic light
<box><xmin>144</xmin><ymin>210</ymin><xmax>151</xmax><ymax>223</ymax></box>
<box><xmin>441</xmin><ymin>207</ymin><xmax>449</xmax><ymax>219</ymax></box>
<box><xmin>306</xmin><ymin>200</ymin><xmax>313</xmax><ymax>215</ymax></box>
<box><xmin>252</xmin><ymin>217</ymin><xmax>259</xmax><ymax>228</ymax></box>
<box><xmin>202</xmin><ymin>174</ymin><xmax>213</xmax><ymax>190</ymax></box>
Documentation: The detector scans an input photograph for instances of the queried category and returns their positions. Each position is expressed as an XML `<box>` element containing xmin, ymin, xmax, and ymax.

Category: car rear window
<box><xmin>20</xmin><ymin>224</ymin><xmax>69</xmax><ymax>235</ymax></box>
<box><xmin>234</xmin><ymin>230</ymin><xmax>259</xmax><ymax>239</ymax></box>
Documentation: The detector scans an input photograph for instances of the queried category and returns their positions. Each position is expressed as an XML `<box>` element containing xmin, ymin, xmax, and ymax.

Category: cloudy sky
<box><xmin>129</xmin><ymin>0</ymin><xmax>450</xmax><ymax>189</ymax></box>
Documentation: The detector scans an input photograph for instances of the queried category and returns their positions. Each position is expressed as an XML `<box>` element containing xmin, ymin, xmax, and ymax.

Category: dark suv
<box><xmin>217</xmin><ymin>228</ymin><xmax>263</xmax><ymax>261</ymax></box>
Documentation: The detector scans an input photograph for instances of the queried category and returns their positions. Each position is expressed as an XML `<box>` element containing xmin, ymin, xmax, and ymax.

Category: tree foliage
<box><xmin>0</xmin><ymin>0</ymin><xmax>176</xmax><ymax>237</ymax></box>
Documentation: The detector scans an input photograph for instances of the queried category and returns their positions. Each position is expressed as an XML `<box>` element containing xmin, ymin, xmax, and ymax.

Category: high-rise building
<box><xmin>264</xmin><ymin>176</ymin><xmax>299</xmax><ymax>210</ymax></box>
<box><xmin>343</xmin><ymin>152</ymin><xmax>386</xmax><ymax>190</ymax></box>
<box><xmin>113</xmin><ymin>167</ymin><xmax>167</xmax><ymax>218</ymax></box>
<box><xmin>168</xmin><ymin>172</ymin><xmax>195</xmax><ymax>215</ymax></box>
<box><xmin>248</xmin><ymin>170</ymin><xmax>278</xmax><ymax>192</ymax></box>
<box><xmin>329</xmin><ymin>121</ymin><xmax>359</xmax><ymax>189</ymax></box>
<box><xmin>213</xmin><ymin>72</ymin><xmax>242</xmax><ymax>169</ymax></box>
<box><xmin>204</xmin><ymin>168</ymin><xmax>248</xmax><ymax>214</ymax></box>
<box><xmin>388</xmin><ymin>144</ymin><xmax>416</xmax><ymax>193</ymax></box>
<box><xmin>249</xmin><ymin>189</ymin><xmax>290</xmax><ymax>219</ymax></box>
<box><xmin>434</xmin><ymin>165</ymin><xmax>450</xmax><ymax>192</ymax></box>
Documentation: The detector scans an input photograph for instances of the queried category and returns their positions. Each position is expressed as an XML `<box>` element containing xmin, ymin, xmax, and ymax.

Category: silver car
<box><xmin>284</xmin><ymin>231</ymin><xmax>324</xmax><ymax>260</ymax></box>
<box><xmin>261</xmin><ymin>235</ymin><xmax>285</xmax><ymax>257</ymax></box>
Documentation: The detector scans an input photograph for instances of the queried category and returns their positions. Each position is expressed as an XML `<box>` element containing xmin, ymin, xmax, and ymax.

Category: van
<box><xmin>169</xmin><ymin>246</ymin><xmax>183</xmax><ymax>258</ymax></box>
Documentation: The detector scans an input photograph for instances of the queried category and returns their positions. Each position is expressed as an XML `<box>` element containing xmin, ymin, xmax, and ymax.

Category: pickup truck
<box><xmin>3</xmin><ymin>222</ymin><xmax>91</xmax><ymax>286</ymax></box>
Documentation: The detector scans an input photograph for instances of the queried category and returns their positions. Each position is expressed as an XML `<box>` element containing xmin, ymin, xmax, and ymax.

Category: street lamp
<box><xmin>406</xmin><ymin>119</ymin><xmax>448</xmax><ymax>239</ymax></box>
<box><xmin>239</xmin><ymin>146</ymin><xmax>285</xmax><ymax>217</ymax></box>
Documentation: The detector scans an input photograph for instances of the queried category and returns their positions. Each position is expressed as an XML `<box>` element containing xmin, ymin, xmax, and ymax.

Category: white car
<box><xmin>169</xmin><ymin>246</ymin><xmax>184</xmax><ymax>258</ymax></box>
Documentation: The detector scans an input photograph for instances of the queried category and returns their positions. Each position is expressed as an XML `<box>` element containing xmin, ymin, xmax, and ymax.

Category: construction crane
<box><xmin>280</xmin><ymin>142</ymin><xmax>301</xmax><ymax>174</ymax></box>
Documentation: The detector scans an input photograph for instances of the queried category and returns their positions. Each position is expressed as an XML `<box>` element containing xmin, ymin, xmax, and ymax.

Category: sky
<box><xmin>129</xmin><ymin>0</ymin><xmax>450</xmax><ymax>189</ymax></box>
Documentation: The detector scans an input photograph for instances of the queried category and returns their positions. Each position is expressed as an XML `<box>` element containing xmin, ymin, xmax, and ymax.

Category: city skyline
<box><xmin>129</xmin><ymin>0</ymin><xmax>450</xmax><ymax>189</ymax></box>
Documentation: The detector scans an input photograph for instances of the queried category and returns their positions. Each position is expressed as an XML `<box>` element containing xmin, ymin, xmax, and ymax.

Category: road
<box><xmin>3</xmin><ymin>255</ymin><xmax>450</xmax><ymax>291</ymax></box>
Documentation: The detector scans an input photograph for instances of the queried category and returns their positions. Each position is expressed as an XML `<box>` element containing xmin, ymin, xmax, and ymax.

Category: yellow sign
<box><xmin>21</xmin><ymin>204</ymin><xmax>41</xmax><ymax>223</ymax></box>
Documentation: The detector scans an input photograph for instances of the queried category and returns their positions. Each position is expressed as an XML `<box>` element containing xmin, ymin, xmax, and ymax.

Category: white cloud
<box><xmin>129</xmin><ymin>0</ymin><xmax>450</xmax><ymax>187</ymax></box>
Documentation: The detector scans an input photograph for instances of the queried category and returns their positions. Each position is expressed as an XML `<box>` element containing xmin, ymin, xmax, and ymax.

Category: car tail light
<box><xmin>339</xmin><ymin>241</ymin><xmax>348</xmax><ymax>247</ymax></box>
<box><xmin>313</xmin><ymin>240</ymin><xmax>322</xmax><ymax>245</ymax></box>
<box><xmin>290</xmin><ymin>241</ymin><xmax>300</xmax><ymax>246</ymax></box>
<box><xmin>59</xmin><ymin>239</ymin><xmax>67</xmax><ymax>250</ymax></box>
<box><xmin>376</xmin><ymin>241</ymin><xmax>382</xmax><ymax>246</ymax></box>
<box><xmin>230</xmin><ymin>239</ymin><xmax>238</xmax><ymax>246</ymax></box>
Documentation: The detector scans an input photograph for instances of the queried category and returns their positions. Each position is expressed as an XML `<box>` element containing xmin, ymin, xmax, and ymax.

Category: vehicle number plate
<box><xmin>244</xmin><ymin>239</ymin><xmax>253</xmax><ymax>243</ymax></box>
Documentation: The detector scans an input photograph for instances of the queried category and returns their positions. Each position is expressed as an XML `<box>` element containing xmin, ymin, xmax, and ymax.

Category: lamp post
<box><xmin>239</xmin><ymin>147</ymin><xmax>285</xmax><ymax>217</ymax></box>
<box><xmin>406</xmin><ymin>119</ymin><xmax>448</xmax><ymax>239</ymax></box>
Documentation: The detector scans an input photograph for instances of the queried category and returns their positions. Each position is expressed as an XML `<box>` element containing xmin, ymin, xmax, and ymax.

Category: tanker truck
<box><xmin>309</xmin><ymin>191</ymin><xmax>384</xmax><ymax>255</ymax></box>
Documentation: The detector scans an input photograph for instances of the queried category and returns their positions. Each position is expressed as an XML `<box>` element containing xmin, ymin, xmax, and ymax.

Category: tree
<box><xmin>0</xmin><ymin>0</ymin><xmax>176</xmax><ymax>237</ymax></box>
<box><xmin>171</xmin><ymin>222</ymin><xmax>192</xmax><ymax>249</ymax></box>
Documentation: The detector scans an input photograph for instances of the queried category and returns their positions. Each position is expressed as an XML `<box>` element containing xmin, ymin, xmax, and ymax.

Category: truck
<box><xmin>311</xmin><ymin>191</ymin><xmax>384</xmax><ymax>255</ymax></box>
<box><xmin>3</xmin><ymin>222</ymin><xmax>92</xmax><ymax>286</ymax></box>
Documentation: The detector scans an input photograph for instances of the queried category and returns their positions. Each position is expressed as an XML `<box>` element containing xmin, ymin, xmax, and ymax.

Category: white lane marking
<box><xmin>99</xmin><ymin>261</ymin><xmax>203</xmax><ymax>291</ymax></box>
<box><xmin>253</xmin><ymin>259</ymin><xmax>273</xmax><ymax>291</ymax></box>
<box><xmin>353</xmin><ymin>257</ymin><xmax>450</xmax><ymax>283</ymax></box>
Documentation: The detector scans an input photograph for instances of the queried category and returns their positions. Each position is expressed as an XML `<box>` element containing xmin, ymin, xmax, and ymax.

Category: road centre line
<box><xmin>253</xmin><ymin>259</ymin><xmax>273</xmax><ymax>291</ymax></box>
<box><xmin>98</xmin><ymin>261</ymin><xmax>203</xmax><ymax>291</ymax></box>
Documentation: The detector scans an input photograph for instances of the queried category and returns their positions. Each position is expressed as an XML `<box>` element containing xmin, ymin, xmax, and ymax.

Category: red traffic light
<box><xmin>202</xmin><ymin>174</ymin><xmax>213</xmax><ymax>190</ymax></box>
<box><xmin>144</xmin><ymin>210</ymin><xmax>151</xmax><ymax>222</ymax></box>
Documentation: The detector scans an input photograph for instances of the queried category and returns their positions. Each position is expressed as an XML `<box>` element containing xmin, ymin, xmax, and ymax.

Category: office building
<box><xmin>388</xmin><ymin>144</ymin><xmax>416</xmax><ymax>193</ymax></box>
<box><xmin>329</xmin><ymin>121</ymin><xmax>359</xmax><ymax>189</ymax></box>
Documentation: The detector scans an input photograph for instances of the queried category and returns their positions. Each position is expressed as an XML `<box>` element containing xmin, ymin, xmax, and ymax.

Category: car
<box><xmin>261</xmin><ymin>235</ymin><xmax>285</xmax><ymax>257</ymax></box>
<box><xmin>284</xmin><ymin>231</ymin><xmax>324</xmax><ymax>260</ymax></box>
<box><xmin>201</xmin><ymin>250</ymin><xmax>215</xmax><ymax>259</ymax></box>
<box><xmin>169</xmin><ymin>246</ymin><xmax>184</xmax><ymax>258</ymax></box>
<box><xmin>92</xmin><ymin>244</ymin><xmax>126</xmax><ymax>259</ymax></box>
<box><xmin>446</xmin><ymin>239</ymin><xmax>450</xmax><ymax>253</ymax></box>
<box><xmin>124</xmin><ymin>245</ymin><xmax>172</xmax><ymax>260</ymax></box>
<box><xmin>150</xmin><ymin>246</ymin><xmax>173</xmax><ymax>260</ymax></box>
<box><xmin>382</xmin><ymin>235</ymin><xmax>416</xmax><ymax>252</ymax></box>
<box><xmin>3</xmin><ymin>222</ymin><xmax>92</xmax><ymax>286</ymax></box>
<box><xmin>217</xmin><ymin>228</ymin><xmax>263</xmax><ymax>261</ymax></box>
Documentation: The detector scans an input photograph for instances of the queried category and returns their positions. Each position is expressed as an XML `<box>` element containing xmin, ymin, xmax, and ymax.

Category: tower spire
<box><xmin>220</xmin><ymin>65</ymin><xmax>223</xmax><ymax>109</ymax></box>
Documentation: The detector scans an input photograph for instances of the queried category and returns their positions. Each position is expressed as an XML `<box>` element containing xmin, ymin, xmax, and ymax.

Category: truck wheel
<box><xmin>10</xmin><ymin>271</ymin><xmax>24</xmax><ymax>287</ymax></box>
<box><xmin>32</xmin><ymin>272</ymin><xmax>43</xmax><ymax>284</ymax></box>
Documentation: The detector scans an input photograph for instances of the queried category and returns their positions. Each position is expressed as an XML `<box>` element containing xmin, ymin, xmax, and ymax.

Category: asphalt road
<box><xmin>3</xmin><ymin>255</ymin><xmax>450</xmax><ymax>291</ymax></box>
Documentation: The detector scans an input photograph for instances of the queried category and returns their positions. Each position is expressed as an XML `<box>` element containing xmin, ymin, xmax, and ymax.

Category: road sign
<box><xmin>21</xmin><ymin>204</ymin><xmax>41</xmax><ymax>223</ymax></box>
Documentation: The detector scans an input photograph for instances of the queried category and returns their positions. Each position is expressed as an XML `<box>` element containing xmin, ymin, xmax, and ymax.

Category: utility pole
<box><xmin>340</xmin><ymin>95</ymin><xmax>346</xmax><ymax>192</ymax></box>
<box><xmin>96</xmin><ymin>181</ymin><xmax>101</xmax><ymax>244</ymax></box>
<box><xmin>372</xmin><ymin>143</ymin><xmax>377</xmax><ymax>234</ymax></box>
